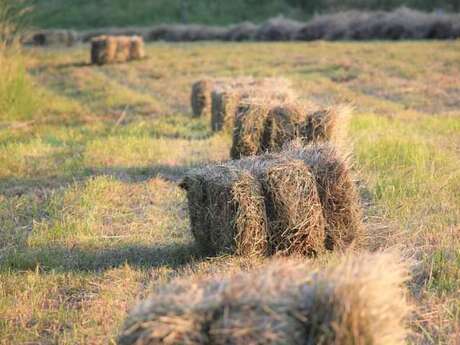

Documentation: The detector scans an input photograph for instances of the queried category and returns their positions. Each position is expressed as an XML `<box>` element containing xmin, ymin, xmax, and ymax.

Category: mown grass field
<box><xmin>0</xmin><ymin>41</ymin><xmax>459</xmax><ymax>344</ymax></box>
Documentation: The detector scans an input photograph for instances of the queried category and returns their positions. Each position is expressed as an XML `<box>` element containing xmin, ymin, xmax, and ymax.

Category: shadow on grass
<box><xmin>1</xmin><ymin>242</ymin><xmax>203</xmax><ymax>273</ymax></box>
<box><xmin>0</xmin><ymin>162</ymin><xmax>208</xmax><ymax>196</ymax></box>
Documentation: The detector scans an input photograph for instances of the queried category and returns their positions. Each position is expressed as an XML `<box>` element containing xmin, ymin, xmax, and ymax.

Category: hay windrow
<box><xmin>118</xmin><ymin>252</ymin><xmax>411</xmax><ymax>345</ymax></box>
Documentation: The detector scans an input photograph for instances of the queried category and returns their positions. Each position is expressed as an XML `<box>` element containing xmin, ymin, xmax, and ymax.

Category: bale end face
<box><xmin>191</xmin><ymin>80</ymin><xmax>214</xmax><ymax>118</ymax></box>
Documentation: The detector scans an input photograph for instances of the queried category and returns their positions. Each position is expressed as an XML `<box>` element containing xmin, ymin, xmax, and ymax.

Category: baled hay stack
<box><xmin>191</xmin><ymin>79</ymin><xmax>215</xmax><ymax>118</ymax></box>
<box><xmin>180</xmin><ymin>143</ymin><xmax>361</xmax><ymax>256</ymax></box>
<box><xmin>230</xmin><ymin>101</ymin><xmax>273</xmax><ymax>160</ymax></box>
<box><xmin>285</xmin><ymin>143</ymin><xmax>365</xmax><ymax>250</ymax></box>
<box><xmin>179</xmin><ymin>164</ymin><xmax>269</xmax><ymax>256</ymax></box>
<box><xmin>129</xmin><ymin>36</ymin><xmax>146</xmax><ymax>60</ymax></box>
<box><xmin>118</xmin><ymin>252</ymin><xmax>410</xmax><ymax>345</ymax></box>
<box><xmin>231</xmin><ymin>100</ymin><xmax>350</xmax><ymax>159</ymax></box>
<box><xmin>114</xmin><ymin>36</ymin><xmax>132</xmax><ymax>62</ymax></box>
<box><xmin>211</xmin><ymin>78</ymin><xmax>295</xmax><ymax>132</ymax></box>
<box><xmin>255</xmin><ymin>157</ymin><xmax>326</xmax><ymax>256</ymax></box>
<box><xmin>91</xmin><ymin>35</ymin><xmax>117</xmax><ymax>65</ymax></box>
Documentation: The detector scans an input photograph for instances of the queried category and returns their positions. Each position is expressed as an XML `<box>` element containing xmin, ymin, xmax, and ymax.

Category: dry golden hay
<box><xmin>91</xmin><ymin>35</ymin><xmax>145</xmax><ymax>65</ymax></box>
<box><xmin>284</xmin><ymin>142</ymin><xmax>365</xmax><ymax>251</ymax></box>
<box><xmin>191</xmin><ymin>79</ymin><xmax>215</xmax><ymax>118</ymax></box>
<box><xmin>91</xmin><ymin>35</ymin><xmax>117</xmax><ymax>65</ymax></box>
<box><xmin>256</xmin><ymin>157</ymin><xmax>326</xmax><ymax>256</ymax></box>
<box><xmin>211</xmin><ymin>78</ymin><xmax>295</xmax><ymax>132</ymax></box>
<box><xmin>180</xmin><ymin>143</ymin><xmax>361</xmax><ymax>256</ymax></box>
<box><xmin>129</xmin><ymin>36</ymin><xmax>146</xmax><ymax>60</ymax></box>
<box><xmin>118</xmin><ymin>252</ymin><xmax>411</xmax><ymax>345</ymax></box>
<box><xmin>231</xmin><ymin>100</ymin><xmax>351</xmax><ymax>159</ymax></box>
<box><xmin>179</xmin><ymin>164</ymin><xmax>269</xmax><ymax>257</ymax></box>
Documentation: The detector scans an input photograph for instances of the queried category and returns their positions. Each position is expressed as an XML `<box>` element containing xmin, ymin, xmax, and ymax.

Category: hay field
<box><xmin>0</xmin><ymin>41</ymin><xmax>459</xmax><ymax>344</ymax></box>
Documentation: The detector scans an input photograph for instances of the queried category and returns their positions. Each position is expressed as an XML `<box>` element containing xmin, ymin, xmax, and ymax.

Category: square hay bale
<box><xmin>255</xmin><ymin>158</ymin><xmax>326</xmax><ymax>256</ymax></box>
<box><xmin>118</xmin><ymin>252</ymin><xmax>410</xmax><ymax>345</ymax></box>
<box><xmin>230</xmin><ymin>101</ymin><xmax>272</xmax><ymax>160</ymax></box>
<box><xmin>191</xmin><ymin>79</ymin><xmax>215</xmax><ymax>118</ymax></box>
<box><xmin>211</xmin><ymin>78</ymin><xmax>295</xmax><ymax>133</ymax></box>
<box><xmin>114</xmin><ymin>36</ymin><xmax>132</xmax><ymax>62</ymax></box>
<box><xmin>91</xmin><ymin>35</ymin><xmax>117</xmax><ymax>65</ymax></box>
<box><xmin>285</xmin><ymin>143</ymin><xmax>365</xmax><ymax>251</ymax></box>
<box><xmin>231</xmin><ymin>100</ymin><xmax>350</xmax><ymax>159</ymax></box>
<box><xmin>129</xmin><ymin>36</ymin><xmax>145</xmax><ymax>60</ymax></box>
<box><xmin>179</xmin><ymin>164</ymin><xmax>269</xmax><ymax>257</ymax></box>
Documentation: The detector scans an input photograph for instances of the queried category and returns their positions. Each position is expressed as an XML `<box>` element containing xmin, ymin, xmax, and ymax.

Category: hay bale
<box><xmin>256</xmin><ymin>158</ymin><xmax>326</xmax><ymax>256</ymax></box>
<box><xmin>231</xmin><ymin>101</ymin><xmax>350</xmax><ymax>159</ymax></box>
<box><xmin>179</xmin><ymin>165</ymin><xmax>269</xmax><ymax>256</ymax></box>
<box><xmin>91</xmin><ymin>35</ymin><xmax>117</xmax><ymax>65</ymax></box>
<box><xmin>118</xmin><ymin>252</ymin><xmax>410</xmax><ymax>345</ymax></box>
<box><xmin>114</xmin><ymin>36</ymin><xmax>132</xmax><ymax>62</ymax></box>
<box><xmin>230</xmin><ymin>101</ymin><xmax>272</xmax><ymax>160</ymax></box>
<box><xmin>285</xmin><ymin>143</ymin><xmax>365</xmax><ymax>251</ymax></box>
<box><xmin>191</xmin><ymin>79</ymin><xmax>215</xmax><ymax>118</ymax></box>
<box><xmin>211</xmin><ymin>78</ymin><xmax>295</xmax><ymax>133</ymax></box>
<box><xmin>225</xmin><ymin>22</ymin><xmax>258</xmax><ymax>41</ymax></box>
<box><xmin>28</xmin><ymin>30</ymin><xmax>78</xmax><ymax>46</ymax></box>
<box><xmin>129</xmin><ymin>36</ymin><xmax>145</xmax><ymax>60</ymax></box>
<box><xmin>180</xmin><ymin>143</ymin><xmax>361</xmax><ymax>256</ymax></box>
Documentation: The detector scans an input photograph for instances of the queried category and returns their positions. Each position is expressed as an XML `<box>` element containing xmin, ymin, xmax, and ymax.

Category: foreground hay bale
<box><xmin>118</xmin><ymin>252</ymin><xmax>410</xmax><ymax>345</ymax></box>
<box><xmin>180</xmin><ymin>165</ymin><xmax>269</xmax><ymax>256</ymax></box>
<box><xmin>181</xmin><ymin>144</ymin><xmax>362</xmax><ymax>256</ymax></box>
<box><xmin>231</xmin><ymin>101</ymin><xmax>350</xmax><ymax>159</ymax></box>
<box><xmin>91</xmin><ymin>35</ymin><xmax>145</xmax><ymax>65</ymax></box>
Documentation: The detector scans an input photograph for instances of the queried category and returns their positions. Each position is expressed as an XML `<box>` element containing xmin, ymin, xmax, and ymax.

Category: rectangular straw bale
<box><xmin>255</xmin><ymin>157</ymin><xmax>326</xmax><ymax>256</ymax></box>
<box><xmin>191</xmin><ymin>79</ymin><xmax>216</xmax><ymax>118</ymax></box>
<box><xmin>129</xmin><ymin>36</ymin><xmax>145</xmax><ymax>60</ymax></box>
<box><xmin>118</xmin><ymin>252</ymin><xmax>410</xmax><ymax>345</ymax></box>
<box><xmin>91</xmin><ymin>35</ymin><xmax>117</xmax><ymax>65</ymax></box>
<box><xmin>211</xmin><ymin>78</ymin><xmax>295</xmax><ymax>133</ymax></box>
<box><xmin>285</xmin><ymin>142</ymin><xmax>365</xmax><ymax>250</ymax></box>
<box><xmin>114</xmin><ymin>36</ymin><xmax>132</xmax><ymax>62</ymax></box>
<box><xmin>232</xmin><ymin>100</ymin><xmax>350</xmax><ymax>159</ymax></box>
<box><xmin>230</xmin><ymin>101</ymin><xmax>273</xmax><ymax>159</ymax></box>
<box><xmin>179</xmin><ymin>164</ymin><xmax>269</xmax><ymax>256</ymax></box>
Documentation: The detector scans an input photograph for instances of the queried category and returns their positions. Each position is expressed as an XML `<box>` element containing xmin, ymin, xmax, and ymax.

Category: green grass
<box><xmin>0</xmin><ymin>41</ymin><xmax>459</xmax><ymax>344</ymax></box>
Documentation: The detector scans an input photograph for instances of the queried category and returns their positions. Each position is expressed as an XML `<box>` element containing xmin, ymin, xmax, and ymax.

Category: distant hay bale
<box><xmin>285</xmin><ymin>143</ymin><xmax>365</xmax><ymax>250</ymax></box>
<box><xmin>91</xmin><ymin>35</ymin><xmax>117</xmax><ymax>65</ymax></box>
<box><xmin>180</xmin><ymin>143</ymin><xmax>363</xmax><ymax>256</ymax></box>
<box><xmin>27</xmin><ymin>30</ymin><xmax>78</xmax><ymax>46</ymax></box>
<box><xmin>118</xmin><ymin>252</ymin><xmax>410</xmax><ymax>345</ymax></box>
<box><xmin>231</xmin><ymin>101</ymin><xmax>350</xmax><ymax>159</ymax></box>
<box><xmin>179</xmin><ymin>165</ymin><xmax>269</xmax><ymax>256</ymax></box>
<box><xmin>91</xmin><ymin>35</ymin><xmax>145</xmax><ymax>65</ymax></box>
<box><xmin>191</xmin><ymin>79</ymin><xmax>215</xmax><ymax>118</ymax></box>
<box><xmin>129</xmin><ymin>36</ymin><xmax>145</xmax><ymax>60</ymax></box>
<box><xmin>211</xmin><ymin>78</ymin><xmax>295</xmax><ymax>132</ymax></box>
